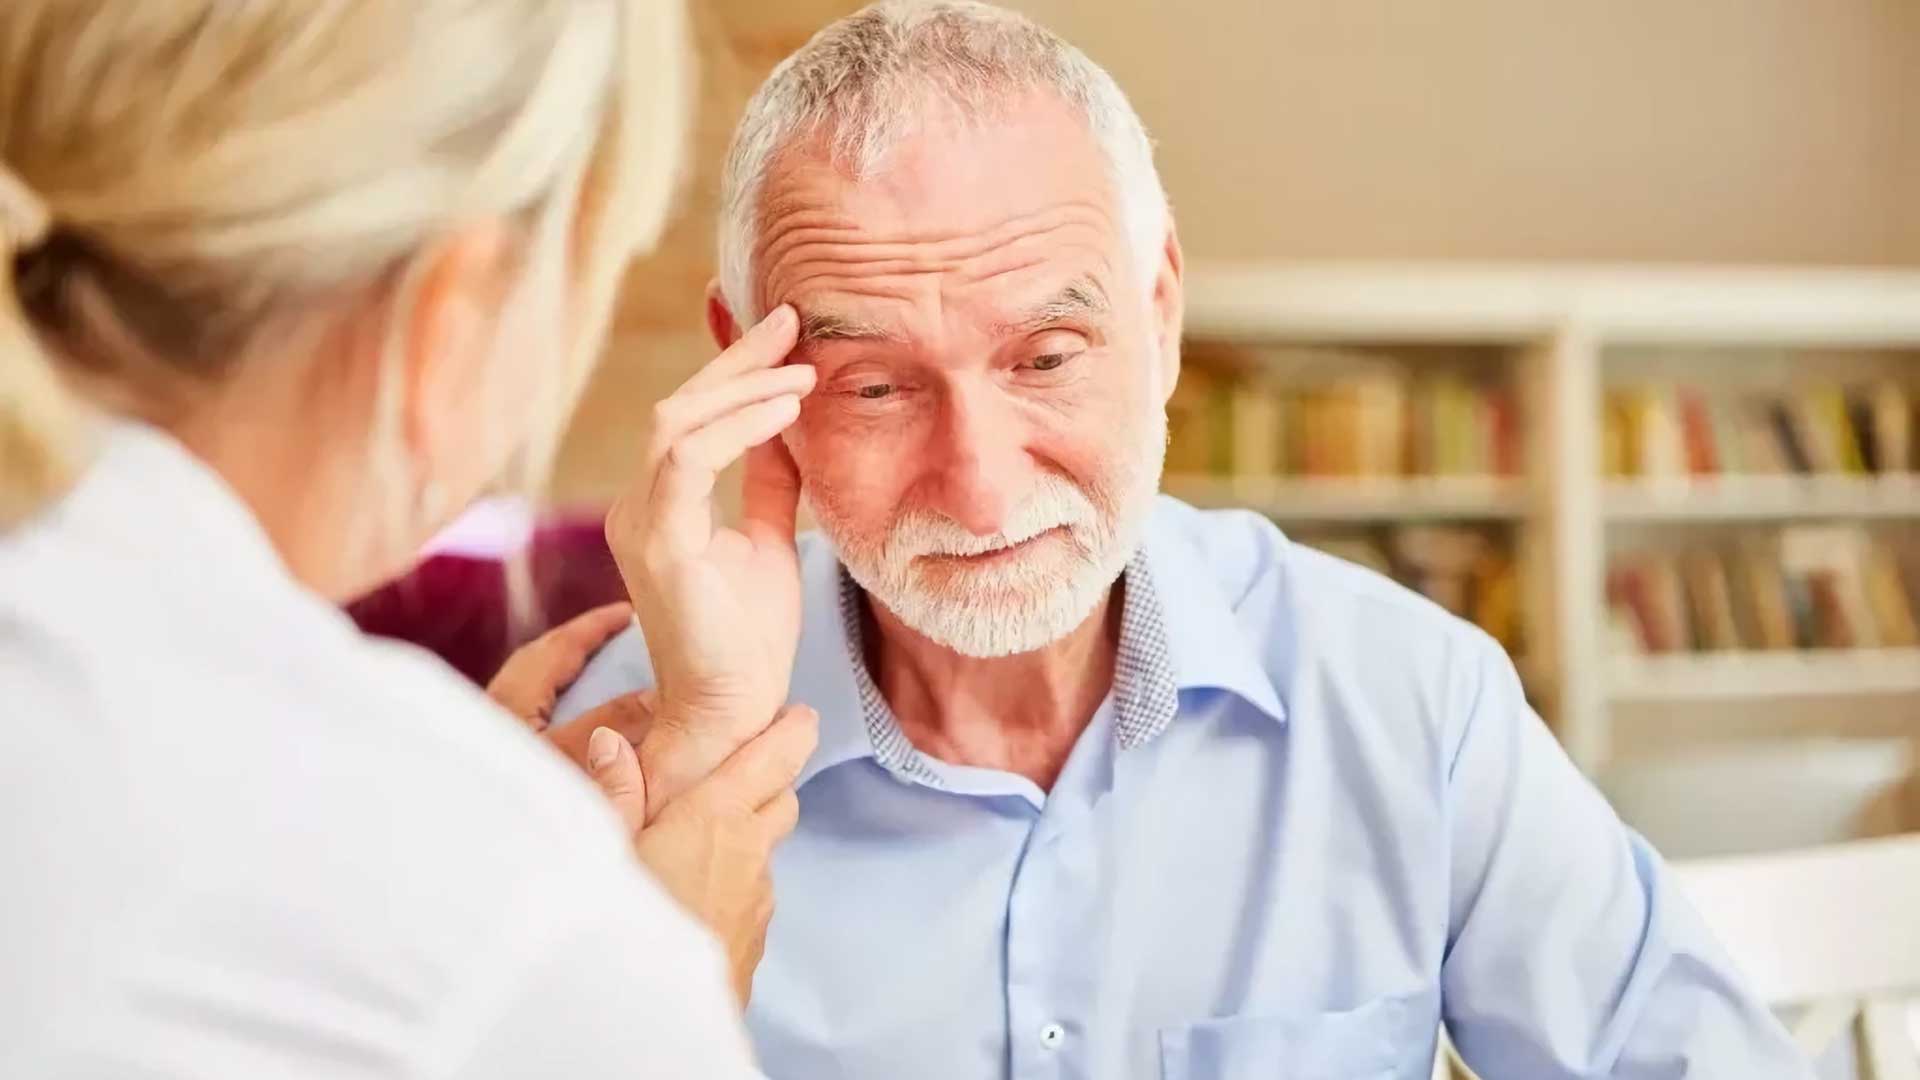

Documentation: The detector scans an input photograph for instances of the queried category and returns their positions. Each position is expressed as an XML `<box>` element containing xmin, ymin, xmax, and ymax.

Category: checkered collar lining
<box><xmin>835</xmin><ymin>547</ymin><xmax>1181</xmax><ymax>786</ymax></box>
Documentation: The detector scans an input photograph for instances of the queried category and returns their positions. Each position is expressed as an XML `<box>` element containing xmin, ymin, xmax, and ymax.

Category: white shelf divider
<box><xmin>1162</xmin><ymin>474</ymin><xmax>1526</xmax><ymax>522</ymax></box>
<box><xmin>1605</xmin><ymin>475</ymin><xmax>1920</xmax><ymax>522</ymax></box>
<box><xmin>1609</xmin><ymin>650</ymin><xmax>1920</xmax><ymax>703</ymax></box>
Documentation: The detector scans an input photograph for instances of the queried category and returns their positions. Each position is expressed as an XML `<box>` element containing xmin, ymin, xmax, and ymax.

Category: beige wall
<box><xmin>1904</xmin><ymin>0</ymin><xmax>1920</xmax><ymax>264</ymax></box>
<box><xmin>551</xmin><ymin>0</ymin><xmax>1916</xmax><ymax>501</ymax></box>
<box><xmin>1011</xmin><ymin>0</ymin><xmax>1919</xmax><ymax>266</ymax></box>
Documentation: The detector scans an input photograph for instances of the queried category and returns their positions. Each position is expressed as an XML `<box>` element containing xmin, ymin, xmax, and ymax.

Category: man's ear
<box><xmin>1150</xmin><ymin>220</ymin><xmax>1185</xmax><ymax>406</ymax></box>
<box><xmin>705</xmin><ymin>280</ymin><xmax>743</xmax><ymax>350</ymax></box>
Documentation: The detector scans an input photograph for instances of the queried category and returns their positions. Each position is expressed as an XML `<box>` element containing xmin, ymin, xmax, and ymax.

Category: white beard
<box><xmin>818</xmin><ymin>408</ymin><xmax>1166</xmax><ymax>659</ymax></box>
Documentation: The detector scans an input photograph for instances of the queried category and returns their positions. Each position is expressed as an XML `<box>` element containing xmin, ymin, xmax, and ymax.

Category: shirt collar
<box><xmin>791</xmin><ymin>498</ymin><xmax>1286</xmax><ymax>789</ymax></box>
<box><xmin>1139</xmin><ymin>499</ymin><xmax>1288</xmax><ymax>726</ymax></box>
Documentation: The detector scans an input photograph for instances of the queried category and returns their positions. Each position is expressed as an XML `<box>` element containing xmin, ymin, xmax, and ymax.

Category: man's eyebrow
<box><xmin>796</xmin><ymin>310</ymin><xmax>905</xmax><ymax>346</ymax></box>
<box><xmin>1000</xmin><ymin>277</ymin><xmax>1111</xmax><ymax>335</ymax></box>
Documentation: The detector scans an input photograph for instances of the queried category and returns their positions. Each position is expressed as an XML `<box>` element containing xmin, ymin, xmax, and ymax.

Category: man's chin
<box><xmin>887</xmin><ymin>559</ymin><xmax>1122</xmax><ymax>658</ymax></box>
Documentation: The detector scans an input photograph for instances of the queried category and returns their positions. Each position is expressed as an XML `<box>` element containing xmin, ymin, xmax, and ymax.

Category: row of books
<box><xmin>1604</xmin><ymin>382</ymin><xmax>1916</xmax><ymax>479</ymax></box>
<box><xmin>1168</xmin><ymin>365</ymin><xmax>1521</xmax><ymax>480</ymax></box>
<box><xmin>1607</xmin><ymin>527</ymin><xmax>1920</xmax><ymax>654</ymax></box>
<box><xmin>1300</xmin><ymin>526</ymin><xmax>1523</xmax><ymax>654</ymax></box>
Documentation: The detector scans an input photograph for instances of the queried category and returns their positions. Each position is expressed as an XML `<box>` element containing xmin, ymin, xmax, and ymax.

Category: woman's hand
<box><xmin>604</xmin><ymin>304</ymin><xmax>814</xmax><ymax>817</ymax></box>
<box><xmin>575</xmin><ymin>700</ymin><xmax>818</xmax><ymax>1006</ymax></box>
<box><xmin>486</xmin><ymin>602</ymin><xmax>635</xmax><ymax>731</ymax></box>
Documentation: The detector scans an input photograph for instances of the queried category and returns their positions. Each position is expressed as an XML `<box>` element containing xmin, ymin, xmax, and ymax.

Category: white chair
<box><xmin>1599</xmin><ymin>738</ymin><xmax>1916</xmax><ymax>860</ymax></box>
<box><xmin>1676</xmin><ymin>835</ymin><xmax>1920</xmax><ymax>1079</ymax></box>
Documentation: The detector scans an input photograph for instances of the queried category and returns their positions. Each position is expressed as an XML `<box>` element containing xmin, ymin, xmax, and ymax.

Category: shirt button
<box><xmin>1039</xmin><ymin>1023</ymin><xmax>1066</xmax><ymax>1050</ymax></box>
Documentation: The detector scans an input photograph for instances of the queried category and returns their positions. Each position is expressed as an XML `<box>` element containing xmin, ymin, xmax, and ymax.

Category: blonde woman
<box><xmin>0</xmin><ymin>2</ymin><xmax>820</xmax><ymax>1076</ymax></box>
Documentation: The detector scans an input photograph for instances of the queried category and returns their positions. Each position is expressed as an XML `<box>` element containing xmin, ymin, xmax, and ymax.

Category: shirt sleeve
<box><xmin>1439</xmin><ymin>635</ymin><xmax>1816</xmax><ymax>1078</ymax></box>
<box><xmin>436</xmin><ymin>893</ymin><xmax>766</xmax><ymax>1080</ymax></box>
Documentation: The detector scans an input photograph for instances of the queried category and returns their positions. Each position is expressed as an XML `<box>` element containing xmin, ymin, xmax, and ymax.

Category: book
<box><xmin>1765</xmin><ymin>400</ymin><xmax>1811</xmax><ymax>474</ymax></box>
<box><xmin>1737</xmin><ymin>545</ymin><xmax>1798</xmax><ymax>651</ymax></box>
<box><xmin>1601</xmin><ymin>382</ymin><xmax>1918</xmax><ymax>485</ymax></box>
<box><xmin>1230</xmin><ymin>379</ymin><xmax>1286</xmax><ymax>479</ymax></box>
<box><xmin>1812</xmin><ymin>388</ymin><xmax>1865</xmax><ymax>474</ymax></box>
<box><xmin>1645</xmin><ymin>557</ymin><xmax>1691</xmax><ymax>652</ymax></box>
<box><xmin>1678</xmin><ymin>390</ymin><xmax>1719</xmax><ymax>476</ymax></box>
<box><xmin>1169</xmin><ymin>358</ymin><xmax>1521</xmax><ymax>483</ymax></box>
<box><xmin>1868</xmin><ymin>382</ymin><xmax>1912</xmax><ymax>475</ymax></box>
<box><xmin>1606</xmin><ymin>533</ymin><xmax>1920</xmax><ymax>656</ymax></box>
<box><xmin>1682</xmin><ymin>551</ymin><xmax>1742</xmax><ymax>651</ymax></box>
<box><xmin>1779</xmin><ymin>525</ymin><xmax>1879</xmax><ymax>649</ymax></box>
<box><xmin>1737</xmin><ymin>400</ymin><xmax>1787</xmax><ymax>475</ymax></box>
<box><xmin>1632</xmin><ymin>389</ymin><xmax>1688</xmax><ymax>478</ymax></box>
<box><xmin>1864</xmin><ymin>540</ymin><xmax>1920</xmax><ymax>648</ymax></box>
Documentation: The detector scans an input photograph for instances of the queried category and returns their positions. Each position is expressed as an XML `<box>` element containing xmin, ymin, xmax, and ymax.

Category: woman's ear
<box><xmin>401</xmin><ymin>222</ymin><xmax>513</xmax><ymax>478</ymax></box>
<box><xmin>705</xmin><ymin>279</ymin><xmax>742</xmax><ymax>350</ymax></box>
<box><xmin>1151</xmin><ymin>221</ymin><xmax>1185</xmax><ymax>405</ymax></box>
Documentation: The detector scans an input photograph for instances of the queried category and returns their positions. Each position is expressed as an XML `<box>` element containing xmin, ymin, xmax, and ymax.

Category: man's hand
<box><xmin>577</xmin><ymin>703</ymin><xmax>818</xmax><ymax>1006</ymax></box>
<box><xmin>486</xmin><ymin>602</ymin><xmax>634</xmax><ymax>731</ymax></box>
<box><xmin>604</xmin><ymin>304</ymin><xmax>813</xmax><ymax>817</ymax></box>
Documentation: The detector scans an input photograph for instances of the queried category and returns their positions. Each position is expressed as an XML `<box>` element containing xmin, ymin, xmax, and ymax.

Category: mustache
<box><xmin>883</xmin><ymin>479</ymin><xmax>1102</xmax><ymax>560</ymax></box>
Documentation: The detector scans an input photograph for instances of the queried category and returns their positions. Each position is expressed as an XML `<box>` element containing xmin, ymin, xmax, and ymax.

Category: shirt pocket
<box><xmin>1158</xmin><ymin>991</ymin><xmax>1435</xmax><ymax>1080</ymax></box>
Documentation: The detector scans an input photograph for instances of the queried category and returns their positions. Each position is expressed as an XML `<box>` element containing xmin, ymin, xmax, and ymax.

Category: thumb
<box><xmin>587</xmin><ymin>726</ymin><xmax>648</xmax><ymax>836</ymax></box>
<box><xmin>741</xmin><ymin>436</ymin><xmax>801</xmax><ymax>544</ymax></box>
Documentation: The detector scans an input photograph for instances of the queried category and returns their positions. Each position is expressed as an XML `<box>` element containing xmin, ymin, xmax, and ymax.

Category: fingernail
<box><xmin>766</xmin><ymin>304</ymin><xmax>796</xmax><ymax>331</ymax></box>
<box><xmin>587</xmin><ymin>727</ymin><xmax>621</xmax><ymax>772</ymax></box>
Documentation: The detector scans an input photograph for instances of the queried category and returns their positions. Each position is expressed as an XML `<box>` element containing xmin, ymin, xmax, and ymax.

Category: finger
<box><xmin>587</xmin><ymin>726</ymin><xmax>648</xmax><ymax>836</ymax></box>
<box><xmin>740</xmin><ymin>435</ymin><xmax>803</xmax><ymax>547</ymax></box>
<box><xmin>650</xmin><ymin>396</ymin><xmax>804</xmax><ymax>561</ymax></box>
<box><xmin>695</xmin><ymin>705</ymin><xmax>819</xmax><ymax>817</ymax></box>
<box><xmin>484</xmin><ymin>667</ymin><xmax>551</xmax><ymax>730</ymax></box>
<box><xmin>648</xmin><ymin>365</ymin><xmax>815</xmax><ymax>456</ymax></box>
<box><xmin>682</xmin><ymin>304</ymin><xmax>799</xmax><ymax>393</ymax></box>
<box><xmin>546</xmin><ymin>690</ymin><xmax>659</xmax><ymax>773</ymax></box>
<box><xmin>542</xmin><ymin>602</ymin><xmax>634</xmax><ymax>660</ymax></box>
<box><xmin>486</xmin><ymin>655</ymin><xmax>559</xmax><ymax>730</ymax></box>
<box><xmin>753</xmin><ymin>788</ymin><xmax>801</xmax><ymax>847</ymax></box>
<box><xmin>577</xmin><ymin>690</ymin><xmax>659</xmax><ymax>744</ymax></box>
<box><xmin>492</xmin><ymin>604</ymin><xmax>635</xmax><ymax>720</ymax></box>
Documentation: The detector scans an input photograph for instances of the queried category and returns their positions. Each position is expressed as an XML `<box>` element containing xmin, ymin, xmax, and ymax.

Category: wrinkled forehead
<box><xmin>748</xmin><ymin>94</ymin><xmax>1129</xmax><ymax>326</ymax></box>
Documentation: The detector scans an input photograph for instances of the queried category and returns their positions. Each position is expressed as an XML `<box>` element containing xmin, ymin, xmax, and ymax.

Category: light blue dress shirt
<box><xmin>555</xmin><ymin>497</ymin><xmax>1811</xmax><ymax>1079</ymax></box>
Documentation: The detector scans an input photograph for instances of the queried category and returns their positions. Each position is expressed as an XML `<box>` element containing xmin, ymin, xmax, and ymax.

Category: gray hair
<box><xmin>716</xmin><ymin>0</ymin><xmax>1167</xmax><ymax>321</ymax></box>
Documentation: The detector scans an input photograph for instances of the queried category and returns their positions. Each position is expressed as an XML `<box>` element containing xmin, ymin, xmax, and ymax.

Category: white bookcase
<box><xmin>1174</xmin><ymin>261</ymin><xmax>1920</xmax><ymax>773</ymax></box>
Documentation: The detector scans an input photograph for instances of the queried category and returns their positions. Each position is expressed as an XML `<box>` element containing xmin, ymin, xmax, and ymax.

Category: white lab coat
<box><xmin>0</xmin><ymin>421</ymin><xmax>759</xmax><ymax>1078</ymax></box>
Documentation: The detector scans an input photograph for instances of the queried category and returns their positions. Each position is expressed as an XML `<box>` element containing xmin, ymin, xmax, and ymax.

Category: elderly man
<box><xmin>557</xmin><ymin>2</ymin><xmax>1813</xmax><ymax>1077</ymax></box>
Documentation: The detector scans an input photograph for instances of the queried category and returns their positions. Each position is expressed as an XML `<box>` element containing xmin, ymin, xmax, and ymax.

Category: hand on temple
<box><xmin>603</xmin><ymin>304</ymin><xmax>814</xmax><ymax>818</ymax></box>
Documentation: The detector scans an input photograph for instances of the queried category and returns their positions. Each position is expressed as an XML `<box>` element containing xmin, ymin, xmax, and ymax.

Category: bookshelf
<box><xmin>1178</xmin><ymin>262</ymin><xmax>1920</xmax><ymax>772</ymax></box>
<box><xmin>1605</xmin><ymin>475</ymin><xmax>1920</xmax><ymax>523</ymax></box>
<box><xmin>1162</xmin><ymin>476</ymin><xmax>1527</xmax><ymax>523</ymax></box>
<box><xmin>1607</xmin><ymin>649</ymin><xmax>1920</xmax><ymax>704</ymax></box>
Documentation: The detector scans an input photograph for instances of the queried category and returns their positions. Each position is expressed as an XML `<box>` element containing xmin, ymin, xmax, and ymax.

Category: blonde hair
<box><xmin>0</xmin><ymin>0</ymin><xmax>689</xmax><ymax>530</ymax></box>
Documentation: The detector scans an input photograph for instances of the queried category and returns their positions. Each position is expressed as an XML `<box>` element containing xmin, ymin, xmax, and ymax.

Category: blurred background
<box><xmin>370</xmin><ymin>0</ymin><xmax>1920</xmax><ymax>861</ymax></box>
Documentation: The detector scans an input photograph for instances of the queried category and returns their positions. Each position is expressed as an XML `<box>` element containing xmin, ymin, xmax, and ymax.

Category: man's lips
<box><xmin>920</xmin><ymin>525</ymin><xmax>1069</xmax><ymax>566</ymax></box>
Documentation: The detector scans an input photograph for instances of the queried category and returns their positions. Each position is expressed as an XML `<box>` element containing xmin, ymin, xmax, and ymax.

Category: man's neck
<box><xmin>863</xmin><ymin>583</ymin><xmax>1123</xmax><ymax>792</ymax></box>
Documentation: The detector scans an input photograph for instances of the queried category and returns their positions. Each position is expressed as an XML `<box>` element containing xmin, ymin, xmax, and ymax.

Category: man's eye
<box><xmin>1029</xmin><ymin>354</ymin><xmax>1070</xmax><ymax>372</ymax></box>
<box><xmin>855</xmin><ymin>383</ymin><xmax>895</xmax><ymax>400</ymax></box>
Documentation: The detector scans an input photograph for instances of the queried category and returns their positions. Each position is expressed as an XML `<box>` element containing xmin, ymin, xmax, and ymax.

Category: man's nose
<box><xmin>922</xmin><ymin>380</ymin><xmax>1031</xmax><ymax>537</ymax></box>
